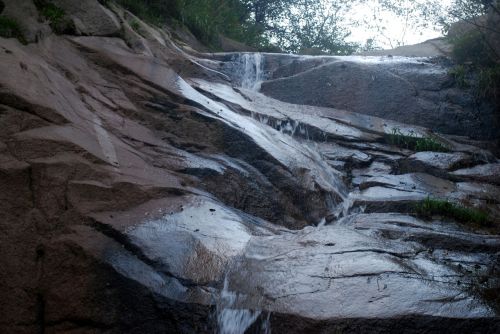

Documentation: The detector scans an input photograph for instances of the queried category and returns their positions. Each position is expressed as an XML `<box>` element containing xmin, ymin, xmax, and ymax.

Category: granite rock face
<box><xmin>259</xmin><ymin>54</ymin><xmax>498</xmax><ymax>140</ymax></box>
<box><xmin>52</xmin><ymin>0</ymin><xmax>121</xmax><ymax>36</ymax></box>
<box><xmin>0</xmin><ymin>2</ymin><xmax>499</xmax><ymax>334</ymax></box>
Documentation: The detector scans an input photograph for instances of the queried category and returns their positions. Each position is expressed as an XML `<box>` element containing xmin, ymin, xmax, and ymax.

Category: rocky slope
<box><xmin>0</xmin><ymin>1</ymin><xmax>499</xmax><ymax>333</ymax></box>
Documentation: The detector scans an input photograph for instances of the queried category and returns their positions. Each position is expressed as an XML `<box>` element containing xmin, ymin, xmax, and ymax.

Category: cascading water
<box><xmin>236</xmin><ymin>53</ymin><xmax>265</xmax><ymax>91</ymax></box>
<box><xmin>216</xmin><ymin>276</ymin><xmax>270</xmax><ymax>334</ymax></box>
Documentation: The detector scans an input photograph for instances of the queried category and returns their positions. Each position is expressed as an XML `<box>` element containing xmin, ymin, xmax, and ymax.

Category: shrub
<box><xmin>451</xmin><ymin>30</ymin><xmax>497</xmax><ymax>67</ymax></box>
<box><xmin>130</xmin><ymin>19</ymin><xmax>140</xmax><ymax>32</ymax></box>
<box><xmin>174</xmin><ymin>0</ymin><xmax>250</xmax><ymax>46</ymax></box>
<box><xmin>115</xmin><ymin>0</ymin><xmax>264</xmax><ymax>49</ymax></box>
<box><xmin>0</xmin><ymin>16</ymin><xmax>26</xmax><ymax>44</ymax></box>
<box><xmin>449</xmin><ymin>29</ymin><xmax>500</xmax><ymax>106</ymax></box>
<box><xmin>115</xmin><ymin>0</ymin><xmax>172</xmax><ymax>26</ymax></box>
<box><xmin>34</xmin><ymin>1</ymin><xmax>74</xmax><ymax>34</ymax></box>
<box><xmin>39</xmin><ymin>2</ymin><xmax>65</xmax><ymax>23</ymax></box>
<box><xmin>477</xmin><ymin>64</ymin><xmax>500</xmax><ymax>102</ymax></box>
<box><xmin>386</xmin><ymin>127</ymin><xmax>449</xmax><ymax>152</ymax></box>
<box><xmin>449</xmin><ymin>65</ymin><xmax>469</xmax><ymax>88</ymax></box>
<box><xmin>416</xmin><ymin>197</ymin><xmax>490</xmax><ymax>226</ymax></box>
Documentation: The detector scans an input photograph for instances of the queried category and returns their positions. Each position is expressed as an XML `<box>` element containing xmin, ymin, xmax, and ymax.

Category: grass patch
<box><xmin>130</xmin><ymin>19</ymin><xmax>140</xmax><ymax>32</ymax></box>
<box><xmin>416</xmin><ymin>197</ymin><xmax>490</xmax><ymax>227</ymax></box>
<box><xmin>449</xmin><ymin>65</ymin><xmax>469</xmax><ymax>89</ymax></box>
<box><xmin>451</xmin><ymin>30</ymin><xmax>496</xmax><ymax>67</ymax></box>
<box><xmin>386</xmin><ymin>127</ymin><xmax>449</xmax><ymax>152</ymax></box>
<box><xmin>34</xmin><ymin>1</ymin><xmax>73</xmax><ymax>34</ymax></box>
<box><xmin>0</xmin><ymin>16</ymin><xmax>26</xmax><ymax>44</ymax></box>
<box><xmin>114</xmin><ymin>0</ymin><xmax>267</xmax><ymax>50</ymax></box>
<box><xmin>447</xmin><ymin>63</ymin><xmax>500</xmax><ymax>104</ymax></box>
<box><xmin>477</xmin><ymin>65</ymin><xmax>500</xmax><ymax>102</ymax></box>
<box><xmin>39</xmin><ymin>2</ymin><xmax>65</xmax><ymax>23</ymax></box>
<box><xmin>449</xmin><ymin>30</ymin><xmax>500</xmax><ymax>108</ymax></box>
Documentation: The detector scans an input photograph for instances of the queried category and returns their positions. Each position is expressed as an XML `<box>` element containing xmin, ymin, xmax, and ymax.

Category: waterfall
<box><xmin>237</xmin><ymin>53</ymin><xmax>265</xmax><ymax>91</ymax></box>
<box><xmin>216</xmin><ymin>277</ymin><xmax>270</xmax><ymax>334</ymax></box>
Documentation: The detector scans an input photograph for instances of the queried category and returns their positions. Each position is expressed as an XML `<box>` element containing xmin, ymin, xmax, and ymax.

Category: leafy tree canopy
<box><xmin>114</xmin><ymin>0</ymin><xmax>500</xmax><ymax>56</ymax></box>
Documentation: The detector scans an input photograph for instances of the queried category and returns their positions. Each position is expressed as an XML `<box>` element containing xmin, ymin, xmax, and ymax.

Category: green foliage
<box><xmin>115</xmin><ymin>0</ymin><xmax>257</xmax><ymax>47</ymax></box>
<box><xmin>477</xmin><ymin>64</ymin><xmax>500</xmax><ymax>102</ymax></box>
<box><xmin>114</xmin><ymin>0</ymin><xmax>360</xmax><ymax>53</ymax></box>
<box><xmin>115</xmin><ymin>0</ymin><xmax>173</xmax><ymax>26</ymax></box>
<box><xmin>386</xmin><ymin>127</ymin><xmax>449</xmax><ymax>152</ymax></box>
<box><xmin>40</xmin><ymin>3</ymin><xmax>65</xmax><ymax>23</ymax></box>
<box><xmin>448</xmin><ymin>51</ymin><xmax>500</xmax><ymax>105</ymax></box>
<box><xmin>0</xmin><ymin>16</ymin><xmax>26</xmax><ymax>44</ymax></box>
<box><xmin>130</xmin><ymin>19</ymin><xmax>140</xmax><ymax>32</ymax></box>
<box><xmin>449</xmin><ymin>65</ymin><xmax>470</xmax><ymax>88</ymax></box>
<box><xmin>175</xmin><ymin>0</ymin><xmax>252</xmax><ymax>46</ymax></box>
<box><xmin>250</xmin><ymin>0</ymin><xmax>359</xmax><ymax>54</ymax></box>
<box><xmin>35</xmin><ymin>1</ymin><xmax>73</xmax><ymax>34</ymax></box>
<box><xmin>451</xmin><ymin>30</ymin><xmax>497</xmax><ymax>67</ymax></box>
<box><xmin>0</xmin><ymin>0</ymin><xmax>5</xmax><ymax>15</ymax></box>
<box><xmin>416</xmin><ymin>197</ymin><xmax>490</xmax><ymax>226</ymax></box>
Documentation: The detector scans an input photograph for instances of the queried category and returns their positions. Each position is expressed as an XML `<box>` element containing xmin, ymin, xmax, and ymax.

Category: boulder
<box><xmin>260</xmin><ymin>56</ymin><xmax>499</xmax><ymax>140</ymax></box>
<box><xmin>2</xmin><ymin>0</ymin><xmax>51</xmax><ymax>43</ymax></box>
<box><xmin>51</xmin><ymin>0</ymin><xmax>121</xmax><ymax>36</ymax></box>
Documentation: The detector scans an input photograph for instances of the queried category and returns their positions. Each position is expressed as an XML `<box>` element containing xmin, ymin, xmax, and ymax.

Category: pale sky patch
<box><xmin>343</xmin><ymin>0</ymin><xmax>453</xmax><ymax>49</ymax></box>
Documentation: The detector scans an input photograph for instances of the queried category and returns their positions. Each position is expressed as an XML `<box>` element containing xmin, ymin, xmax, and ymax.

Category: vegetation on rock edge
<box><xmin>386</xmin><ymin>128</ymin><xmax>449</xmax><ymax>152</ymax></box>
<box><xmin>0</xmin><ymin>16</ymin><xmax>26</xmax><ymax>44</ymax></box>
<box><xmin>416</xmin><ymin>197</ymin><xmax>490</xmax><ymax>227</ymax></box>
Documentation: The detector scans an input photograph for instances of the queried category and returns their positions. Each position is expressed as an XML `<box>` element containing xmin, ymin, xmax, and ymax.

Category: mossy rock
<box><xmin>0</xmin><ymin>16</ymin><xmax>27</xmax><ymax>43</ymax></box>
<box><xmin>33</xmin><ymin>1</ymin><xmax>75</xmax><ymax>35</ymax></box>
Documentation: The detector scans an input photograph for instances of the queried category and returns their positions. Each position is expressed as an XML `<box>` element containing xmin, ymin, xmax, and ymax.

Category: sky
<box><xmin>343</xmin><ymin>0</ymin><xmax>453</xmax><ymax>49</ymax></box>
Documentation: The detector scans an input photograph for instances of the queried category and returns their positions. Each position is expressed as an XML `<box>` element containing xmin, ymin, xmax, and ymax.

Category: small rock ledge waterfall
<box><xmin>233</xmin><ymin>53</ymin><xmax>265</xmax><ymax>90</ymax></box>
<box><xmin>1</xmin><ymin>7</ymin><xmax>499</xmax><ymax>333</ymax></box>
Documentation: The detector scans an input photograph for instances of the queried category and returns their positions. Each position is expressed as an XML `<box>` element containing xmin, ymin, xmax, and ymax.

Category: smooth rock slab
<box><xmin>405</xmin><ymin>151</ymin><xmax>471</xmax><ymax>171</ymax></box>
<box><xmin>225</xmin><ymin>213</ymin><xmax>499</xmax><ymax>320</ymax></box>
<box><xmin>125</xmin><ymin>196</ymin><xmax>256</xmax><ymax>286</ymax></box>
<box><xmin>452</xmin><ymin>163</ymin><xmax>500</xmax><ymax>185</ymax></box>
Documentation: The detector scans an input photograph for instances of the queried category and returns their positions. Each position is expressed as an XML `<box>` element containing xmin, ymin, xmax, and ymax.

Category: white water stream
<box><xmin>215</xmin><ymin>52</ymin><xmax>422</xmax><ymax>333</ymax></box>
<box><xmin>236</xmin><ymin>53</ymin><xmax>265</xmax><ymax>91</ymax></box>
<box><xmin>215</xmin><ymin>53</ymin><xmax>270</xmax><ymax>334</ymax></box>
<box><xmin>216</xmin><ymin>277</ymin><xmax>270</xmax><ymax>334</ymax></box>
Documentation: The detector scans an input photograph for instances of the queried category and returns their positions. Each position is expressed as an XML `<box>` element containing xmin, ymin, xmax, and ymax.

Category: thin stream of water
<box><xmin>215</xmin><ymin>52</ymin><xmax>345</xmax><ymax>333</ymax></box>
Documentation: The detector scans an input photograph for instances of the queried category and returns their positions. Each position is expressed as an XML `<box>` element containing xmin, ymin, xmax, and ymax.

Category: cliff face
<box><xmin>0</xmin><ymin>1</ymin><xmax>499</xmax><ymax>333</ymax></box>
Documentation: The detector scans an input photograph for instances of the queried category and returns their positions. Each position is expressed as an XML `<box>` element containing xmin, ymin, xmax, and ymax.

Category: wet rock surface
<box><xmin>259</xmin><ymin>55</ymin><xmax>499</xmax><ymax>140</ymax></box>
<box><xmin>0</xmin><ymin>3</ymin><xmax>499</xmax><ymax>334</ymax></box>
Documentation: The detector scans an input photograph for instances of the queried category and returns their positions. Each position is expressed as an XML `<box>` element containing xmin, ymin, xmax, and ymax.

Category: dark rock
<box><xmin>260</xmin><ymin>57</ymin><xmax>499</xmax><ymax>140</ymax></box>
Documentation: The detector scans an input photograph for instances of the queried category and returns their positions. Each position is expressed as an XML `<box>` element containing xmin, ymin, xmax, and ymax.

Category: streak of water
<box><xmin>216</xmin><ymin>277</ymin><xmax>270</xmax><ymax>334</ymax></box>
<box><xmin>237</xmin><ymin>53</ymin><xmax>265</xmax><ymax>91</ymax></box>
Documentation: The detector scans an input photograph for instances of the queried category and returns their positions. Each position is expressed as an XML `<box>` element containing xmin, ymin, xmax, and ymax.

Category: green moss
<box><xmin>415</xmin><ymin>197</ymin><xmax>490</xmax><ymax>227</ymax></box>
<box><xmin>386</xmin><ymin>127</ymin><xmax>449</xmax><ymax>152</ymax></box>
<box><xmin>0</xmin><ymin>16</ymin><xmax>26</xmax><ymax>44</ymax></box>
